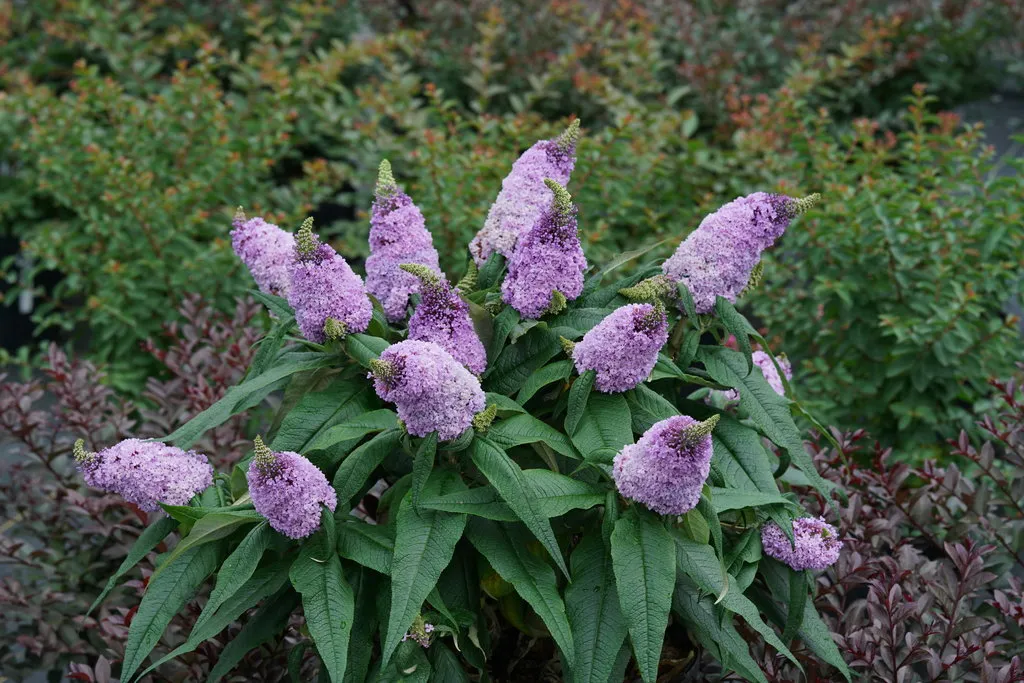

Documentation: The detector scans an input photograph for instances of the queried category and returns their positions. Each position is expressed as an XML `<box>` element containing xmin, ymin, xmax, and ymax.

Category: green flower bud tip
<box><xmin>791</xmin><ymin>193</ymin><xmax>821</xmax><ymax>216</ymax></box>
<box><xmin>376</xmin><ymin>159</ymin><xmax>397</xmax><ymax>198</ymax></box>
<box><xmin>323</xmin><ymin>317</ymin><xmax>347</xmax><ymax>341</ymax></box>
<box><xmin>233</xmin><ymin>206</ymin><xmax>246</xmax><ymax>225</ymax></box>
<box><xmin>555</xmin><ymin>119</ymin><xmax>581</xmax><ymax>152</ymax></box>
<box><xmin>456</xmin><ymin>259</ymin><xmax>478</xmax><ymax>293</ymax></box>
<box><xmin>369</xmin><ymin>358</ymin><xmax>396</xmax><ymax>383</ymax></box>
<box><xmin>546</xmin><ymin>289</ymin><xmax>568</xmax><ymax>316</ymax></box>
<box><xmin>399</xmin><ymin>262</ymin><xmax>441</xmax><ymax>288</ymax></box>
<box><xmin>559</xmin><ymin>336</ymin><xmax>576</xmax><ymax>356</ymax></box>
<box><xmin>253</xmin><ymin>435</ymin><xmax>278</xmax><ymax>474</ymax></box>
<box><xmin>73</xmin><ymin>438</ymin><xmax>93</xmax><ymax>464</ymax></box>
<box><xmin>679</xmin><ymin>414</ymin><xmax>720</xmax><ymax>448</ymax></box>
<box><xmin>740</xmin><ymin>261</ymin><xmax>765</xmax><ymax>297</ymax></box>
<box><xmin>620</xmin><ymin>274</ymin><xmax>675</xmax><ymax>302</ymax></box>
<box><xmin>473</xmin><ymin>404</ymin><xmax>498</xmax><ymax>432</ymax></box>
<box><xmin>543</xmin><ymin>178</ymin><xmax>573</xmax><ymax>220</ymax></box>
<box><xmin>295</xmin><ymin>216</ymin><xmax>319</xmax><ymax>257</ymax></box>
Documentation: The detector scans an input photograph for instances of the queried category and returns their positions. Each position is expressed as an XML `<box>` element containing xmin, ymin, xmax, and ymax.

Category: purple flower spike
<box><xmin>762</xmin><ymin>516</ymin><xmax>843</xmax><ymax>571</ymax></box>
<box><xmin>74</xmin><ymin>438</ymin><xmax>213</xmax><ymax>512</ymax></box>
<box><xmin>231</xmin><ymin>208</ymin><xmax>294</xmax><ymax>297</ymax></box>
<box><xmin>613</xmin><ymin>414</ymin><xmax>719</xmax><ymax>516</ymax></box>
<box><xmin>501</xmin><ymin>178</ymin><xmax>587</xmax><ymax>319</ymax></box>
<box><xmin>402</xmin><ymin>263</ymin><xmax>487</xmax><ymax>375</ymax></box>
<box><xmin>470</xmin><ymin>120</ymin><xmax>580</xmax><ymax>266</ymax></box>
<box><xmin>369</xmin><ymin>340</ymin><xmax>486</xmax><ymax>441</ymax></box>
<box><xmin>247</xmin><ymin>436</ymin><xmax>337</xmax><ymax>540</ymax></box>
<box><xmin>366</xmin><ymin>160</ymin><xmax>443</xmax><ymax>322</ymax></box>
<box><xmin>287</xmin><ymin>217</ymin><xmax>372</xmax><ymax>342</ymax></box>
<box><xmin>662</xmin><ymin>192</ymin><xmax>819</xmax><ymax>313</ymax></box>
<box><xmin>572</xmin><ymin>303</ymin><xmax>668</xmax><ymax>393</ymax></box>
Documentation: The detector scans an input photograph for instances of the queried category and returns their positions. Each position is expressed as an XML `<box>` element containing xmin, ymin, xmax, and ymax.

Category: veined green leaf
<box><xmin>333</xmin><ymin>429</ymin><xmax>402</xmax><ymax>509</ymax></box>
<box><xmin>337</xmin><ymin>520</ymin><xmax>395</xmax><ymax>575</ymax></box>
<box><xmin>625</xmin><ymin>385</ymin><xmax>679</xmax><ymax>432</ymax></box>
<box><xmin>272</xmin><ymin>379</ymin><xmax>377</xmax><ymax>454</ymax></box>
<box><xmin>715</xmin><ymin>296</ymin><xmax>754</xmax><ymax>375</ymax></box>
<box><xmin>153</xmin><ymin>510</ymin><xmax>261</xmax><ymax>580</ymax></box>
<box><xmin>290</xmin><ymin>536</ymin><xmax>355</xmax><ymax>683</ymax></box>
<box><xmin>485</xmin><ymin>327</ymin><xmax>561</xmax><ymax>395</ymax></box>
<box><xmin>429</xmin><ymin>644</ymin><xmax>470</xmax><ymax>683</ymax></box>
<box><xmin>420</xmin><ymin>470</ymin><xmax>603</xmax><ymax>520</ymax></box>
<box><xmin>411</xmin><ymin>433</ymin><xmax>438</xmax><ymax>506</ymax></box>
<box><xmin>488</xmin><ymin>306</ymin><xmax>520</xmax><ymax>363</ymax></box>
<box><xmin>120</xmin><ymin>542</ymin><xmax>222</xmax><ymax>681</ymax></box>
<box><xmin>565</xmin><ymin>370</ymin><xmax>595</xmax><ymax>436</ymax></box>
<box><xmin>190</xmin><ymin>521</ymin><xmax>273</xmax><ymax>634</ymax></box>
<box><xmin>707</xmin><ymin>487</ymin><xmax>799</xmax><ymax>513</ymax></box>
<box><xmin>570</xmin><ymin>392</ymin><xmax>633</xmax><ymax>463</ymax></box>
<box><xmin>345</xmin><ymin>333</ymin><xmax>390</xmax><ymax>368</ymax></box>
<box><xmin>565</xmin><ymin>533</ymin><xmax>627</xmax><ymax>683</ymax></box>
<box><xmin>249</xmin><ymin>290</ymin><xmax>294</xmax><ymax>319</ymax></box>
<box><xmin>470</xmin><ymin>437</ymin><xmax>569</xmax><ymax>578</ymax></box>
<box><xmin>486</xmin><ymin>412</ymin><xmax>580</xmax><ymax>459</ymax></box>
<box><xmin>382</xmin><ymin>470</ymin><xmax>468</xmax><ymax>666</ymax></box>
<box><xmin>711</xmin><ymin>413</ymin><xmax>780</xmax><ymax>494</ymax></box>
<box><xmin>517</xmin><ymin>359</ymin><xmax>573</xmax><ymax>404</ymax></box>
<box><xmin>610</xmin><ymin>511</ymin><xmax>675</xmax><ymax>683</ymax></box>
<box><xmin>466</xmin><ymin>519</ymin><xmax>575</xmax><ymax>669</ymax></box>
<box><xmin>207</xmin><ymin>589</ymin><xmax>299</xmax><ymax>683</ymax></box>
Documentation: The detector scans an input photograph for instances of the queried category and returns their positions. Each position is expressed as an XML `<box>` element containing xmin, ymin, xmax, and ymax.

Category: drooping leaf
<box><xmin>337</xmin><ymin>520</ymin><xmax>395</xmax><ymax>575</ymax></box>
<box><xmin>486</xmin><ymin>412</ymin><xmax>580</xmax><ymax>459</ymax></box>
<box><xmin>272</xmin><ymin>379</ymin><xmax>377</xmax><ymax>453</ymax></box>
<box><xmin>333</xmin><ymin>429</ymin><xmax>402</xmax><ymax>509</ymax></box>
<box><xmin>153</xmin><ymin>510</ymin><xmax>262</xmax><ymax>579</ymax></box>
<box><xmin>249</xmin><ymin>289</ymin><xmax>294</xmax><ymax>319</ymax></box>
<box><xmin>345</xmin><ymin>333</ymin><xmax>390</xmax><ymax>368</ymax></box>
<box><xmin>488</xmin><ymin>306</ymin><xmax>520</xmax><ymax>362</ymax></box>
<box><xmin>707</xmin><ymin>487</ymin><xmax>800</xmax><ymax>513</ymax></box>
<box><xmin>290</xmin><ymin>536</ymin><xmax>355</xmax><ymax>683</ymax></box>
<box><xmin>190</xmin><ymin>521</ymin><xmax>273</xmax><ymax>634</ymax></box>
<box><xmin>711</xmin><ymin>413</ymin><xmax>780</xmax><ymax>494</ymax></box>
<box><xmin>485</xmin><ymin>327</ymin><xmax>561</xmax><ymax>395</ymax></box>
<box><xmin>428</xmin><ymin>644</ymin><xmax>470</xmax><ymax>683</ymax></box>
<box><xmin>412</xmin><ymin>432</ymin><xmax>438</xmax><ymax>506</ymax></box>
<box><xmin>565</xmin><ymin>370</ymin><xmax>595</xmax><ymax>436</ymax></box>
<box><xmin>248</xmin><ymin>315</ymin><xmax>295</xmax><ymax>378</ymax></box>
<box><xmin>120</xmin><ymin>542</ymin><xmax>222</xmax><ymax>681</ymax></box>
<box><xmin>610</xmin><ymin>511</ymin><xmax>675</xmax><ymax>683</ymax></box>
<box><xmin>625</xmin><ymin>385</ymin><xmax>679</xmax><ymax>432</ymax></box>
<box><xmin>382</xmin><ymin>470</ymin><xmax>468</xmax><ymax>665</ymax></box>
<box><xmin>207</xmin><ymin>589</ymin><xmax>300</xmax><ymax>683</ymax></box>
<box><xmin>469</xmin><ymin>437</ymin><xmax>569</xmax><ymax>578</ymax></box>
<box><xmin>88</xmin><ymin>516</ymin><xmax>178</xmax><ymax>615</ymax></box>
<box><xmin>565</xmin><ymin>533</ymin><xmax>627</xmax><ymax>683</ymax></box>
<box><xmin>465</xmin><ymin>519</ymin><xmax>575</xmax><ymax>669</ymax></box>
<box><xmin>517</xmin><ymin>359</ymin><xmax>573</xmax><ymax>404</ymax></box>
<box><xmin>570</xmin><ymin>392</ymin><xmax>633</xmax><ymax>464</ymax></box>
<box><xmin>420</xmin><ymin>470</ymin><xmax>603</xmax><ymax>521</ymax></box>
<box><xmin>344</xmin><ymin>567</ymin><xmax>382</xmax><ymax>683</ymax></box>
<box><xmin>715</xmin><ymin>296</ymin><xmax>754</xmax><ymax>375</ymax></box>
<box><xmin>164</xmin><ymin>352</ymin><xmax>333</xmax><ymax>448</ymax></box>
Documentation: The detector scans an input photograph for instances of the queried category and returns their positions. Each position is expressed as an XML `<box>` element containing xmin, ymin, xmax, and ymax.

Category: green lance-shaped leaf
<box><xmin>411</xmin><ymin>432</ymin><xmax>438</xmax><ymax>506</ymax></box>
<box><xmin>152</xmin><ymin>510</ymin><xmax>262</xmax><ymax>580</ymax></box>
<box><xmin>333</xmin><ymin>429</ymin><xmax>402</xmax><ymax>509</ymax></box>
<box><xmin>290</xmin><ymin>535</ymin><xmax>355</xmax><ymax>683</ymax></box>
<box><xmin>565</xmin><ymin>369</ymin><xmax>595</xmax><ymax>436</ymax></box>
<box><xmin>469</xmin><ymin>437</ymin><xmax>569</xmax><ymax>578</ymax></box>
<box><xmin>382</xmin><ymin>470</ymin><xmax>468</xmax><ymax>666</ymax></box>
<box><xmin>466</xmin><ymin>519</ymin><xmax>575</xmax><ymax>669</ymax></box>
<box><xmin>120</xmin><ymin>542</ymin><xmax>222</xmax><ymax>681</ymax></box>
<box><xmin>610</xmin><ymin>511</ymin><xmax>676</xmax><ymax>683</ymax></box>
<box><xmin>565</xmin><ymin>532</ymin><xmax>628</xmax><ymax>683</ymax></box>
<box><xmin>207</xmin><ymin>589</ymin><xmax>300</xmax><ymax>683</ymax></box>
<box><xmin>189</xmin><ymin>521</ymin><xmax>273</xmax><ymax>635</ymax></box>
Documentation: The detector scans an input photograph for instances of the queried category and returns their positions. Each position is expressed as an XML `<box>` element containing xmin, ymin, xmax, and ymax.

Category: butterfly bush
<box><xmin>86</xmin><ymin>129</ymin><xmax>849</xmax><ymax>683</ymax></box>
<box><xmin>288</xmin><ymin>218</ymin><xmax>373</xmax><ymax>342</ymax></box>
<box><xmin>501</xmin><ymin>179</ymin><xmax>587</xmax><ymax>318</ymax></box>
<box><xmin>230</xmin><ymin>209</ymin><xmax>294</xmax><ymax>297</ymax></box>
<box><xmin>572</xmin><ymin>303</ymin><xmax>668</xmax><ymax>393</ymax></box>
<box><xmin>761</xmin><ymin>516</ymin><xmax>843</xmax><ymax>571</ymax></box>
<box><xmin>469</xmin><ymin>120</ymin><xmax>579</xmax><ymax>266</ymax></box>
<box><xmin>366</xmin><ymin>160</ymin><xmax>443</xmax><ymax>322</ymax></box>
<box><xmin>369</xmin><ymin>339</ymin><xmax>486</xmax><ymax>440</ymax></box>
<box><xmin>660</xmin><ymin>192</ymin><xmax>819</xmax><ymax>313</ymax></box>
<box><xmin>247</xmin><ymin>436</ymin><xmax>337</xmax><ymax>539</ymax></box>
<box><xmin>74</xmin><ymin>438</ymin><xmax>213</xmax><ymax>511</ymax></box>
<box><xmin>402</xmin><ymin>264</ymin><xmax>487</xmax><ymax>374</ymax></box>
<box><xmin>613</xmin><ymin>415</ymin><xmax>718</xmax><ymax>515</ymax></box>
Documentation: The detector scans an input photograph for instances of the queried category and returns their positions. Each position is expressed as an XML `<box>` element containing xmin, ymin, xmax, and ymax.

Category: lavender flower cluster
<box><xmin>366</xmin><ymin>161</ymin><xmax>443</xmax><ymax>322</ymax></box>
<box><xmin>288</xmin><ymin>218</ymin><xmax>372</xmax><ymax>342</ymax></box>
<box><xmin>75</xmin><ymin>438</ymin><xmax>213</xmax><ymax>512</ymax></box>
<box><xmin>501</xmin><ymin>179</ymin><xmax>587</xmax><ymax>319</ymax></box>
<box><xmin>613</xmin><ymin>415</ymin><xmax>718</xmax><ymax>516</ymax></box>
<box><xmin>370</xmin><ymin>340</ymin><xmax>486</xmax><ymax>441</ymax></box>
<box><xmin>247</xmin><ymin>436</ymin><xmax>337</xmax><ymax>539</ymax></box>
<box><xmin>572</xmin><ymin>303</ymin><xmax>668</xmax><ymax>393</ymax></box>
<box><xmin>662</xmin><ymin>192</ymin><xmax>817</xmax><ymax>313</ymax></box>
<box><xmin>761</xmin><ymin>516</ymin><xmax>843</xmax><ymax>571</ymax></box>
<box><xmin>469</xmin><ymin>121</ymin><xmax>579</xmax><ymax>266</ymax></box>
<box><xmin>230</xmin><ymin>209</ymin><xmax>294</xmax><ymax>297</ymax></box>
<box><xmin>403</xmin><ymin>264</ymin><xmax>487</xmax><ymax>374</ymax></box>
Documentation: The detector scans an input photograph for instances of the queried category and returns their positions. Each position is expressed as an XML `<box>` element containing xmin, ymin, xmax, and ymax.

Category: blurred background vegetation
<box><xmin>1</xmin><ymin>0</ymin><xmax>1022</xmax><ymax>450</ymax></box>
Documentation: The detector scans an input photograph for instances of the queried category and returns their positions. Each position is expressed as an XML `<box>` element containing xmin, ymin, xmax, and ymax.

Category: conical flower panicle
<box><xmin>572</xmin><ymin>303</ymin><xmax>668</xmax><ymax>393</ymax></box>
<box><xmin>662</xmin><ymin>192</ymin><xmax>814</xmax><ymax>314</ymax></box>
<box><xmin>402</xmin><ymin>264</ymin><xmax>487</xmax><ymax>374</ymax></box>
<box><xmin>246</xmin><ymin>437</ymin><xmax>337</xmax><ymax>540</ymax></box>
<box><xmin>230</xmin><ymin>209</ymin><xmax>295</xmax><ymax>297</ymax></box>
<box><xmin>762</xmin><ymin>516</ymin><xmax>842</xmax><ymax>571</ymax></box>
<box><xmin>469</xmin><ymin>121</ymin><xmax>580</xmax><ymax>266</ymax></box>
<box><xmin>501</xmin><ymin>178</ymin><xmax>587</xmax><ymax>319</ymax></box>
<box><xmin>369</xmin><ymin>340</ymin><xmax>485</xmax><ymax>441</ymax></box>
<box><xmin>76</xmin><ymin>438</ymin><xmax>213</xmax><ymax>512</ymax></box>
<box><xmin>287</xmin><ymin>218</ymin><xmax>372</xmax><ymax>343</ymax></box>
<box><xmin>366</xmin><ymin>160</ymin><xmax>442</xmax><ymax>322</ymax></box>
<box><xmin>613</xmin><ymin>415</ymin><xmax>718</xmax><ymax>515</ymax></box>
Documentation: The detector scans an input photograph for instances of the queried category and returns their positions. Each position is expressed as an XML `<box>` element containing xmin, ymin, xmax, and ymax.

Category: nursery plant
<box><xmin>77</xmin><ymin>123</ymin><xmax>849</xmax><ymax>682</ymax></box>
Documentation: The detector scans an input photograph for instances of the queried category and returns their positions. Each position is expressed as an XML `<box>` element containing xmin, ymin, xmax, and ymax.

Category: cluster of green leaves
<box><xmin>735</xmin><ymin>86</ymin><xmax>1024</xmax><ymax>453</ymax></box>
<box><xmin>95</xmin><ymin>241</ymin><xmax>850</xmax><ymax>682</ymax></box>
